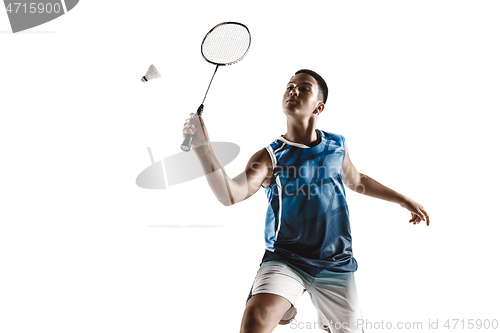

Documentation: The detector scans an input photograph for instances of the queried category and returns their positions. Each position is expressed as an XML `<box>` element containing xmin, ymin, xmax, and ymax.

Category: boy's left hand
<box><xmin>400</xmin><ymin>198</ymin><xmax>430</xmax><ymax>226</ymax></box>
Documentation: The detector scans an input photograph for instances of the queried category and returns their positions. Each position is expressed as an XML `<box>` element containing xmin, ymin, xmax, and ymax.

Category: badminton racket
<box><xmin>180</xmin><ymin>22</ymin><xmax>251</xmax><ymax>151</ymax></box>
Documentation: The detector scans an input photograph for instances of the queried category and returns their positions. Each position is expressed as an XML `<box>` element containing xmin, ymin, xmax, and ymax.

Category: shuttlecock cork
<box><xmin>142</xmin><ymin>65</ymin><xmax>161</xmax><ymax>82</ymax></box>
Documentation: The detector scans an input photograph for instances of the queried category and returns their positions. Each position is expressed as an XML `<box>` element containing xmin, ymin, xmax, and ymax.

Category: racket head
<box><xmin>201</xmin><ymin>22</ymin><xmax>251</xmax><ymax>66</ymax></box>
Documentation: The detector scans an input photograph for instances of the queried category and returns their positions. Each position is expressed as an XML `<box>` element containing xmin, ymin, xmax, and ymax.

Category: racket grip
<box><xmin>180</xmin><ymin>104</ymin><xmax>204</xmax><ymax>152</ymax></box>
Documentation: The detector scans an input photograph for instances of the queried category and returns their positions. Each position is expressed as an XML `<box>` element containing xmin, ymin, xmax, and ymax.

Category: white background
<box><xmin>1</xmin><ymin>1</ymin><xmax>499</xmax><ymax>332</ymax></box>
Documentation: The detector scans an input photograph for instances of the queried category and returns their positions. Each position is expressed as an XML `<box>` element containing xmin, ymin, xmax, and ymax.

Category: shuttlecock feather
<box><xmin>141</xmin><ymin>64</ymin><xmax>161</xmax><ymax>82</ymax></box>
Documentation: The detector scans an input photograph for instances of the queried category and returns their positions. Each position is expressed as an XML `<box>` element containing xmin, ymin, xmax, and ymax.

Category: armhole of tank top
<box><xmin>340</xmin><ymin>135</ymin><xmax>346</xmax><ymax>179</ymax></box>
<box><xmin>265</xmin><ymin>145</ymin><xmax>277</xmax><ymax>169</ymax></box>
<box><xmin>262</xmin><ymin>145</ymin><xmax>277</xmax><ymax>188</ymax></box>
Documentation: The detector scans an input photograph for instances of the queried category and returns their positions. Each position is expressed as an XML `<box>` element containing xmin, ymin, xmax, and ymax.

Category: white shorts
<box><xmin>246</xmin><ymin>260</ymin><xmax>363</xmax><ymax>333</ymax></box>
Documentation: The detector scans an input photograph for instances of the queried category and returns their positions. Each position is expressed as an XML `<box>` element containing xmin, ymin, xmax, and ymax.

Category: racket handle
<box><xmin>180</xmin><ymin>104</ymin><xmax>204</xmax><ymax>152</ymax></box>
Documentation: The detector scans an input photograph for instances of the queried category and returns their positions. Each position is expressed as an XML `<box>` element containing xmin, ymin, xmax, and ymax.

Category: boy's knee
<box><xmin>240</xmin><ymin>294</ymin><xmax>292</xmax><ymax>333</ymax></box>
<box><xmin>240</xmin><ymin>305</ymin><xmax>269</xmax><ymax>333</ymax></box>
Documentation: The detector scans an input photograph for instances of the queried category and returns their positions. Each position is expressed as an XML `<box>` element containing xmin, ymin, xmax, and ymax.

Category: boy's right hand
<box><xmin>182</xmin><ymin>113</ymin><xmax>210</xmax><ymax>149</ymax></box>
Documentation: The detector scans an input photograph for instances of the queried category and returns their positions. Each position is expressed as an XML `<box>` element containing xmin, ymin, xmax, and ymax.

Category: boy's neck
<box><xmin>283</xmin><ymin>121</ymin><xmax>318</xmax><ymax>146</ymax></box>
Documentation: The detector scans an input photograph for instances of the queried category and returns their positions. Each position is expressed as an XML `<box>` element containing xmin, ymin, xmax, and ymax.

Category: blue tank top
<box><xmin>260</xmin><ymin>129</ymin><xmax>358</xmax><ymax>276</ymax></box>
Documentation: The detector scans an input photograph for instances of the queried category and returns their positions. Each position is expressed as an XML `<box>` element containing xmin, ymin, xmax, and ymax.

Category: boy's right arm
<box><xmin>183</xmin><ymin>114</ymin><xmax>273</xmax><ymax>206</ymax></box>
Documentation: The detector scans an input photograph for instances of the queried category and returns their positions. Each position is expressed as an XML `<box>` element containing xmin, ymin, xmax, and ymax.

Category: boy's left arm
<box><xmin>342</xmin><ymin>145</ymin><xmax>430</xmax><ymax>226</ymax></box>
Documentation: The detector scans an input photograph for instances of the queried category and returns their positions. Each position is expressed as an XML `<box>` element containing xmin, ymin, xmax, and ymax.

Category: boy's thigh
<box><xmin>309</xmin><ymin>272</ymin><xmax>363</xmax><ymax>333</ymax></box>
<box><xmin>246</xmin><ymin>261</ymin><xmax>308</xmax><ymax>325</ymax></box>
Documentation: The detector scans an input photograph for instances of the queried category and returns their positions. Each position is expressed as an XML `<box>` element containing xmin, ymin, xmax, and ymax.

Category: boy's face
<box><xmin>282</xmin><ymin>73</ymin><xmax>324</xmax><ymax>117</ymax></box>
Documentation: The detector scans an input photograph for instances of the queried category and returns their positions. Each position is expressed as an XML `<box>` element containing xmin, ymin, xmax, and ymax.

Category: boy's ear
<box><xmin>315</xmin><ymin>102</ymin><xmax>325</xmax><ymax>115</ymax></box>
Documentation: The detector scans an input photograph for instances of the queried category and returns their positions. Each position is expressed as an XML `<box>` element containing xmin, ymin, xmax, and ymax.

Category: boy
<box><xmin>182</xmin><ymin>69</ymin><xmax>429</xmax><ymax>333</ymax></box>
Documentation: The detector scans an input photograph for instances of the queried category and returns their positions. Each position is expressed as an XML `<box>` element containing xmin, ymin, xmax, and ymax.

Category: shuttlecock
<box><xmin>141</xmin><ymin>64</ymin><xmax>161</xmax><ymax>82</ymax></box>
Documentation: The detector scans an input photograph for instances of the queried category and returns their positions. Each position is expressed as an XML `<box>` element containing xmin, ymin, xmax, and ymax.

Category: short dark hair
<box><xmin>295</xmin><ymin>69</ymin><xmax>328</xmax><ymax>104</ymax></box>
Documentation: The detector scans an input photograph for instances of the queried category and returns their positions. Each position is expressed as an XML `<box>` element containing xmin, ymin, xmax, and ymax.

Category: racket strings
<box><xmin>202</xmin><ymin>23</ymin><xmax>250</xmax><ymax>65</ymax></box>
